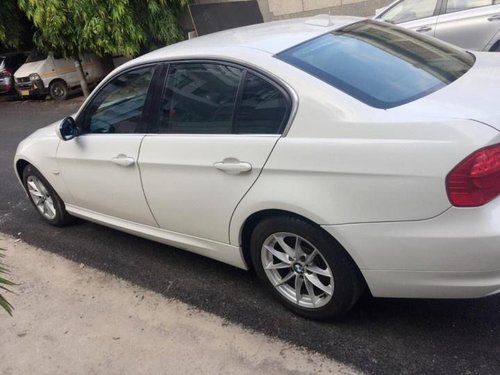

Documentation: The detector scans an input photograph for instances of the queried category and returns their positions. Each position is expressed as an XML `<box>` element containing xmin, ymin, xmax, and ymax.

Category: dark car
<box><xmin>0</xmin><ymin>52</ymin><xmax>28</xmax><ymax>95</ymax></box>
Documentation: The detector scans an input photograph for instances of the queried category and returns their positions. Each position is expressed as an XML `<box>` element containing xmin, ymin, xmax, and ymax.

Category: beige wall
<box><xmin>191</xmin><ymin>0</ymin><xmax>393</xmax><ymax>21</ymax></box>
<box><xmin>261</xmin><ymin>0</ymin><xmax>392</xmax><ymax>20</ymax></box>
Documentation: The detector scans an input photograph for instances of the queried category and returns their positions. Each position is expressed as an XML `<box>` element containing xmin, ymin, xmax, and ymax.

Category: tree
<box><xmin>0</xmin><ymin>0</ymin><xmax>33</xmax><ymax>50</ymax></box>
<box><xmin>19</xmin><ymin>0</ymin><xmax>187</xmax><ymax>97</ymax></box>
<box><xmin>0</xmin><ymin>248</ymin><xmax>14</xmax><ymax>316</ymax></box>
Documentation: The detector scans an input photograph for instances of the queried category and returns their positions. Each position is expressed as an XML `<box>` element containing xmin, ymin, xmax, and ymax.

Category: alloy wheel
<box><xmin>261</xmin><ymin>232</ymin><xmax>334</xmax><ymax>309</ymax></box>
<box><xmin>26</xmin><ymin>175</ymin><xmax>57</xmax><ymax>220</ymax></box>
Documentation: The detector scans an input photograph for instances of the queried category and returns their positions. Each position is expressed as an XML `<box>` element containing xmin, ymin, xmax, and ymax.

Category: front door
<box><xmin>139</xmin><ymin>62</ymin><xmax>292</xmax><ymax>243</ymax></box>
<box><xmin>57</xmin><ymin>65</ymin><xmax>158</xmax><ymax>226</ymax></box>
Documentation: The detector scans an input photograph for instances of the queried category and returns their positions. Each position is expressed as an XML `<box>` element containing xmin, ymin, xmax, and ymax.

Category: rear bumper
<box><xmin>360</xmin><ymin>269</ymin><xmax>500</xmax><ymax>299</ymax></box>
<box><xmin>322</xmin><ymin>198</ymin><xmax>500</xmax><ymax>299</ymax></box>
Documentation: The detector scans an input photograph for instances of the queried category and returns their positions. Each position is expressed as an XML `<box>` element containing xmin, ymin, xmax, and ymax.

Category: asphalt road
<box><xmin>1</xmin><ymin>98</ymin><xmax>499</xmax><ymax>375</ymax></box>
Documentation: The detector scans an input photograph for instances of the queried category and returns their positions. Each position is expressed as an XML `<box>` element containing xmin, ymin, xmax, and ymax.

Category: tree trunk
<box><xmin>74</xmin><ymin>58</ymin><xmax>90</xmax><ymax>98</ymax></box>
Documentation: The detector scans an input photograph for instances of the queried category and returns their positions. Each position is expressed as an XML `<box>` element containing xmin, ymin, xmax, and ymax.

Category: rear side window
<box><xmin>277</xmin><ymin>20</ymin><xmax>475</xmax><ymax>109</ymax></box>
<box><xmin>159</xmin><ymin>63</ymin><xmax>290</xmax><ymax>135</ymax></box>
<box><xmin>446</xmin><ymin>0</ymin><xmax>494</xmax><ymax>13</ymax></box>
<box><xmin>235</xmin><ymin>73</ymin><xmax>289</xmax><ymax>134</ymax></box>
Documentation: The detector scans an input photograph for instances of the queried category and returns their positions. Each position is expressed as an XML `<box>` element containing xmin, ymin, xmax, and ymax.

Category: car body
<box><xmin>375</xmin><ymin>0</ymin><xmax>500</xmax><ymax>51</ymax></box>
<box><xmin>14</xmin><ymin>16</ymin><xmax>500</xmax><ymax>319</ymax></box>
<box><xmin>14</xmin><ymin>51</ymin><xmax>107</xmax><ymax>100</ymax></box>
<box><xmin>0</xmin><ymin>52</ymin><xmax>28</xmax><ymax>95</ymax></box>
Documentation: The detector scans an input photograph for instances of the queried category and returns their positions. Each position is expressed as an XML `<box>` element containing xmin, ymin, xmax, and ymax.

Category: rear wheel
<box><xmin>22</xmin><ymin>164</ymin><xmax>73</xmax><ymax>226</ymax></box>
<box><xmin>251</xmin><ymin>216</ymin><xmax>363</xmax><ymax>320</ymax></box>
<box><xmin>49</xmin><ymin>80</ymin><xmax>69</xmax><ymax>100</ymax></box>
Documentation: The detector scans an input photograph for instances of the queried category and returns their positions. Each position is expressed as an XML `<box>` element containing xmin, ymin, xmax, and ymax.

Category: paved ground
<box><xmin>1</xmin><ymin>98</ymin><xmax>500</xmax><ymax>375</ymax></box>
<box><xmin>0</xmin><ymin>234</ymin><xmax>356</xmax><ymax>375</ymax></box>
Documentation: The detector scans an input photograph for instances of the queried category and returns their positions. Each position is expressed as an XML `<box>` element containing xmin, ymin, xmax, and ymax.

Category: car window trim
<box><xmin>149</xmin><ymin>58</ymin><xmax>294</xmax><ymax>136</ymax></box>
<box><xmin>436</xmin><ymin>0</ymin><xmax>446</xmax><ymax>15</ymax></box>
<box><xmin>438</xmin><ymin>0</ymin><xmax>448</xmax><ymax>14</ymax></box>
<box><xmin>231</xmin><ymin>69</ymin><xmax>247</xmax><ymax>134</ymax></box>
<box><xmin>142</xmin><ymin>63</ymin><xmax>168</xmax><ymax>134</ymax></box>
<box><xmin>75</xmin><ymin>63</ymin><xmax>160</xmax><ymax>135</ymax></box>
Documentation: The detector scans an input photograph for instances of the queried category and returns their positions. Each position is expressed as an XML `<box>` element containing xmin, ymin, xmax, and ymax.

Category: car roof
<box><xmin>134</xmin><ymin>15</ymin><xmax>363</xmax><ymax>64</ymax></box>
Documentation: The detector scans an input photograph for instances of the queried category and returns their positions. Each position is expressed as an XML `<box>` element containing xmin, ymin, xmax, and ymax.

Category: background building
<box><xmin>192</xmin><ymin>0</ymin><xmax>393</xmax><ymax>21</ymax></box>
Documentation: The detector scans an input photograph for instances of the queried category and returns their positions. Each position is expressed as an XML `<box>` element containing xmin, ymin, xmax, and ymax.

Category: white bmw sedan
<box><xmin>14</xmin><ymin>16</ymin><xmax>500</xmax><ymax>319</ymax></box>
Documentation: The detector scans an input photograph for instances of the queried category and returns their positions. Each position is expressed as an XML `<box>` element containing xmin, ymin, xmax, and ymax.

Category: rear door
<box><xmin>138</xmin><ymin>62</ymin><xmax>291</xmax><ymax>243</ymax></box>
<box><xmin>435</xmin><ymin>1</ymin><xmax>500</xmax><ymax>50</ymax></box>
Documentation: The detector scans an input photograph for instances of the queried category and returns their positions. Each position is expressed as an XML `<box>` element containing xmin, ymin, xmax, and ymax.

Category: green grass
<box><xmin>0</xmin><ymin>248</ymin><xmax>14</xmax><ymax>316</ymax></box>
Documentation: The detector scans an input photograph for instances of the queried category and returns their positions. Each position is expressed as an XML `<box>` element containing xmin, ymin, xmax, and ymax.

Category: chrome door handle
<box><xmin>214</xmin><ymin>159</ymin><xmax>252</xmax><ymax>175</ymax></box>
<box><xmin>111</xmin><ymin>154</ymin><xmax>135</xmax><ymax>167</ymax></box>
<box><xmin>488</xmin><ymin>15</ymin><xmax>500</xmax><ymax>22</ymax></box>
<box><xmin>416</xmin><ymin>26</ymin><xmax>432</xmax><ymax>32</ymax></box>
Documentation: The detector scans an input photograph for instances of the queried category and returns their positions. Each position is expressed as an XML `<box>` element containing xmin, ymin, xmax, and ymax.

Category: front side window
<box><xmin>81</xmin><ymin>66</ymin><xmax>154</xmax><ymax>134</ymax></box>
<box><xmin>26</xmin><ymin>50</ymin><xmax>48</xmax><ymax>63</ymax></box>
<box><xmin>446</xmin><ymin>0</ymin><xmax>493</xmax><ymax>13</ymax></box>
<box><xmin>160</xmin><ymin>63</ymin><xmax>242</xmax><ymax>134</ymax></box>
<box><xmin>277</xmin><ymin>20</ymin><xmax>474</xmax><ymax>109</ymax></box>
<box><xmin>380</xmin><ymin>0</ymin><xmax>439</xmax><ymax>23</ymax></box>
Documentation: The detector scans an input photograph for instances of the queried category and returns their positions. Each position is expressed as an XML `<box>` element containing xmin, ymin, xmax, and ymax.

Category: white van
<box><xmin>14</xmin><ymin>51</ymin><xmax>107</xmax><ymax>100</ymax></box>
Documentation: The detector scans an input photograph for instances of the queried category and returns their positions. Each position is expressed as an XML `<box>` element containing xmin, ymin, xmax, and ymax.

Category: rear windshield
<box><xmin>277</xmin><ymin>20</ymin><xmax>474</xmax><ymax>109</ymax></box>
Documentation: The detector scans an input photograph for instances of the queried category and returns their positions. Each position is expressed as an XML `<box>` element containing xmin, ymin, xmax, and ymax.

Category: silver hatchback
<box><xmin>374</xmin><ymin>0</ymin><xmax>500</xmax><ymax>51</ymax></box>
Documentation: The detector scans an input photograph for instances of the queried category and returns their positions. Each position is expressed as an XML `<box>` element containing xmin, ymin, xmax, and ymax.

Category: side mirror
<box><xmin>58</xmin><ymin>117</ymin><xmax>79</xmax><ymax>141</ymax></box>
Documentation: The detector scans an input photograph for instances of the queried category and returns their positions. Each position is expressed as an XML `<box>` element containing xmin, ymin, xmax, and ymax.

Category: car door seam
<box><xmin>137</xmin><ymin>134</ymin><xmax>160</xmax><ymax>228</ymax></box>
<box><xmin>54</xmin><ymin>137</ymin><xmax>77</xmax><ymax>203</ymax></box>
<box><xmin>227</xmin><ymin>135</ymin><xmax>281</xmax><ymax>244</ymax></box>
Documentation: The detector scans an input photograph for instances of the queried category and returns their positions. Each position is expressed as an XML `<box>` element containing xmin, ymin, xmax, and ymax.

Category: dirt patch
<box><xmin>0</xmin><ymin>234</ymin><xmax>359</xmax><ymax>375</ymax></box>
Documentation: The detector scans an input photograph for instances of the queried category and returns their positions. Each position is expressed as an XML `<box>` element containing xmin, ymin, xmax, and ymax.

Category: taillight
<box><xmin>446</xmin><ymin>144</ymin><xmax>500</xmax><ymax>207</ymax></box>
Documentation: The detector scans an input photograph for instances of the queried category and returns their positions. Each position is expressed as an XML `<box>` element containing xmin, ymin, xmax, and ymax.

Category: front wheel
<box><xmin>251</xmin><ymin>216</ymin><xmax>363</xmax><ymax>320</ymax></box>
<box><xmin>49</xmin><ymin>80</ymin><xmax>69</xmax><ymax>100</ymax></box>
<box><xmin>22</xmin><ymin>164</ymin><xmax>73</xmax><ymax>226</ymax></box>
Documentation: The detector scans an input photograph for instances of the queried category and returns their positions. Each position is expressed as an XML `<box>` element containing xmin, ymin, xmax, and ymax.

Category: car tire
<box><xmin>49</xmin><ymin>80</ymin><xmax>69</xmax><ymax>101</ymax></box>
<box><xmin>250</xmin><ymin>216</ymin><xmax>363</xmax><ymax>320</ymax></box>
<box><xmin>22</xmin><ymin>164</ymin><xmax>73</xmax><ymax>226</ymax></box>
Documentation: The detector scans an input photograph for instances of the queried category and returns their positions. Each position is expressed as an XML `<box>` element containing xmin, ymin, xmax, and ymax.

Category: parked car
<box><xmin>14</xmin><ymin>51</ymin><xmax>107</xmax><ymax>100</ymax></box>
<box><xmin>14</xmin><ymin>16</ymin><xmax>500</xmax><ymax>319</ymax></box>
<box><xmin>374</xmin><ymin>0</ymin><xmax>500</xmax><ymax>51</ymax></box>
<box><xmin>0</xmin><ymin>52</ymin><xmax>28</xmax><ymax>95</ymax></box>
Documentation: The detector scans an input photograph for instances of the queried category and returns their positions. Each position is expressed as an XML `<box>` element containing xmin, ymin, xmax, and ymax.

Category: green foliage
<box><xmin>0</xmin><ymin>0</ymin><xmax>26</xmax><ymax>49</ymax></box>
<box><xmin>19</xmin><ymin>0</ymin><xmax>188</xmax><ymax>58</ymax></box>
<box><xmin>132</xmin><ymin>0</ymin><xmax>188</xmax><ymax>52</ymax></box>
<box><xmin>0</xmin><ymin>248</ymin><xmax>15</xmax><ymax>316</ymax></box>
